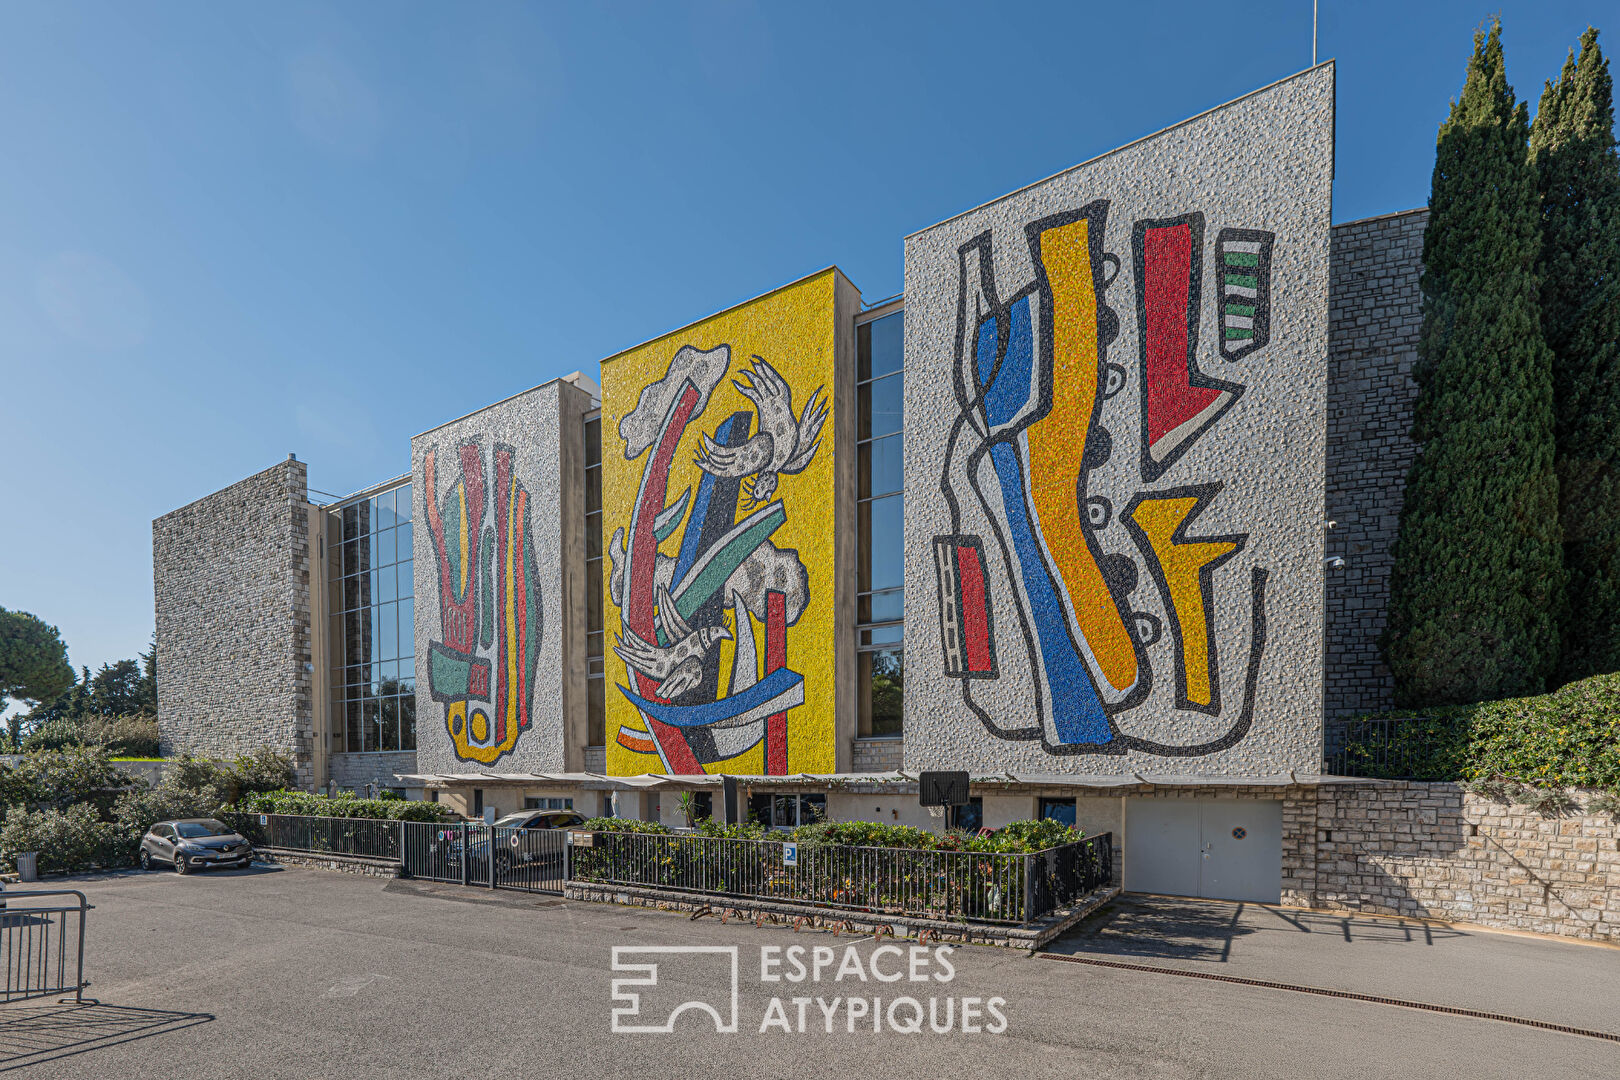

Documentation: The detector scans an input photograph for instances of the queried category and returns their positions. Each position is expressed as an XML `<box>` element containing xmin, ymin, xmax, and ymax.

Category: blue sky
<box><xmin>0</xmin><ymin>0</ymin><xmax>1608</xmax><ymax>678</ymax></box>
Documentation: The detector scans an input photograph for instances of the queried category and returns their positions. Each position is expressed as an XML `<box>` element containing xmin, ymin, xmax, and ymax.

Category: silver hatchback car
<box><xmin>139</xmin><ymin>818</ymin><xmax>254</xmax><ymax>874</ymax></box>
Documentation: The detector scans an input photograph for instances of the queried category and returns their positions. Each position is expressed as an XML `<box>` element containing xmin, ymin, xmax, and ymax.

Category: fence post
<box><xmin>460</xmin><ymin>823</ymin><xmax>468</xmax><ymax>887</ymax></box>
<box><xmin>1022</xmin><ymin>853</ymin><xmax>1036</xmax><ymax>925</ymax></box>
<box><xmin>398</xmin><ymin>819</ymin><xmax>406</xmax><ymax>867</ymax></box>
<box><xmin>489</xmin><ymin>827</ymin><xmax>496</xmax><ymax>889</ymax></box>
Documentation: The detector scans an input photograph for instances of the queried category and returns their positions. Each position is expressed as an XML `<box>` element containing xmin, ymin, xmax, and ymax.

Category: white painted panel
<box><xmin>1123</xmin><ymin>798</ymin><xmax>1201</xmax><ymax>897</ymax></box>
<box><xmin>1199</xmin><ymin>799</ymin><xmax>1282</xmax><ymax>903</ymax></box>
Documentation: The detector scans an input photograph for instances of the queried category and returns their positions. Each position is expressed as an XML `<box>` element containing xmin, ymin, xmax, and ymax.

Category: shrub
<box><xmin>1335</xmin><ymin>671</ymin><xmax>1620</xmax><ymax>786</ymax></box>
<box><xmin>227</xmin><ymin>748</ymin><xmax>296</xmax><ymax>800</ymax></box>
<box><xmin>0</xmin><ymin>746</ymin><xmax>133</xmax><ymax>820</ymax></box>
<box><xmin>791</xmin><ymin>821</ymin><xmax>942</xmax><ymax>850</ymax></box>
<box><xmin>21</xmin><ymin>714</ymin><xmax>161</xmax><ymax>757</ymax></box>
<box><xmin>111</xmin><ymin>783</ymin><xmax>225</xmax><ymax>843</ymax></box>
<box><xmin>967</xmin><ymin>818</ymin><xmax>1085</xmax><ymax>853</ymax></box>
<box><xmin>0</xmin><ymin>803</ymin><xmax>129</xmax><ymax>872</ymax></box>
<box><xmin>237</xmin><ymin>789</ymin><xmax>456</xmax><ymax>822</ymax></box>
<box><xmin>1585</xmin><ymin>790</ymin><xmax>1620</xmax><ymax>818</ymax></box>
<box><xmin>578</xmin><ymin>816</ymin><xmax>671</xmax><ymax>835</ymax></box>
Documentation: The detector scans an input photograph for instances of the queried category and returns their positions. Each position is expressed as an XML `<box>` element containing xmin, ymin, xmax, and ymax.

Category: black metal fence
<box><xmin>227</xmin><ymin>813</ymin><xmax>402</xmax><ymax>860</ymax></box>
<box><xmin>226</xmin><ymin>812</ymin><xmax>1112</xmax><ymax>923</ymax></box>
<box><xmin>1324</xmin><ymin>715</ymin><xmax>1467</xmax><ymax>779</ymax></box>
<box><xmin>570</xmin><ymin>831</ymin><xmax>1113</xmax><ymax>924</ymax></box>
<box><xmin>1</xmin><ymin>890</ymin><xmax>91</xmax><ymax>1004</ymax></box>
<box><xmin>399</xmin><ymin>822</ymin><xmax>567</xmax><ymax>893</ymax></box>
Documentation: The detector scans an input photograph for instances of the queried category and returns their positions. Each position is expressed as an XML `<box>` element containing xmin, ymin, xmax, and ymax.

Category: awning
<box><xmin>390</xmin><ymin>769</ymin><xmax>1316</xmax><ymax>790</ymax></box>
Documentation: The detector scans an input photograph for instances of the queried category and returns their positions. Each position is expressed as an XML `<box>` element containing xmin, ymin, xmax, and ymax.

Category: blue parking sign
<box><xmin>782</xmin><ymin>842</ymin><xmax>798</xmax><ymax>867</ymax></box>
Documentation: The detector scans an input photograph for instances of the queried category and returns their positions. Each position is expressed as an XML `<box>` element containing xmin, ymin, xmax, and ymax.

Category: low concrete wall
<box><xmin>564</xmin><ymin>880</ymin><xmax>1119</xmax><ymax>950</ymax></box>
<box><xmin>1300</xmin><ymin>782</ymin><xmax>1618</xmax><ymax>943</ymax></box>
<box><xmin>255</xmin><ymin>848</ymin><xmax>402</xmax><ymax>879</ymax></box>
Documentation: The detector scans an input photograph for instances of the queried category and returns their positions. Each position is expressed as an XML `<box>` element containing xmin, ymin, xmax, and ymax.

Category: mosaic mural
<box><xmin>601</xmin><ymin>272</ymin><xmax>839</xmax><ymax>776</ymax></box>
<box><xmin>904</xmin><ymin>65</ymin><xmax>1332</xmax><ymax>774</ymax></box>
<box><xmin>422</xmin><ymin>440</ymin><xmax>544</xmax><ymax>765</ymax></box>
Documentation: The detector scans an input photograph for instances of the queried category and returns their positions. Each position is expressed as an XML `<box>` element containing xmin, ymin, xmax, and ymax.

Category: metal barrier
<box><xmin>1324</xmin><ymin>715</ymin><xmax>1465</xmax><ymax>779</ymax></box>
<box><xmin>1</xmin><ymin>890</ymin><xmax>91</xmax><ymax>1004</ymax></box>
<box><xmin>569</xmin><ymin>831</ymin><xmax>1113</xmax><ymax>925</ymax></box>
<box><xmin>226</xmin><ymin>813</ymin><xmax>402</xmax><ymax>861</ymax></box>
<box><xmin>397</xmin><ymin>823</ymin><xmax>567</xmax><ymax>893</ymax></box>
<box><xmin>223</xmin><ymin>812</ymin><xmax>1109</xmax><ymax>920</ymax></box>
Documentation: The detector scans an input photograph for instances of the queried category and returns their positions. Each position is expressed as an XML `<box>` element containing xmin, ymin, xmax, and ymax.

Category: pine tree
<box><xmin>1383</xmin><ymin>20</ymin><xmax>1564</xmax><ymax>707</ymax></box>
<box><xmin>1531</xmin><ymin>28</ymin><xmax>1620</xmax><ymax>682</ymax></box>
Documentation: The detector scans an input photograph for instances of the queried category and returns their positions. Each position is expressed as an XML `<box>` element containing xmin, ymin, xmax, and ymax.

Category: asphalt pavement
<box><xmin>3</xmin><ymin>866</ymin><xmax>1615</xmax><ymax>1079</ymax></box>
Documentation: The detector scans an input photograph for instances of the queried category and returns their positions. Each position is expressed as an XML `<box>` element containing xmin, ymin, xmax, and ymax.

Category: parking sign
<box><xmin>782</xmin><ymin>842</ymin><xmax>798</xmax><ymax>867</ymax></box>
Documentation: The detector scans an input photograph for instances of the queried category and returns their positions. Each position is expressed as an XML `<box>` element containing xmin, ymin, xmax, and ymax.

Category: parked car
<box><xmin>140</xmin><ymin>819</ymin><xmax>254</xmax><ymax>874</ymax></box>
<box><xmin>432</xmin><ymin>810</ymin><xmax>584</xmax><ymax>873</ymax></box>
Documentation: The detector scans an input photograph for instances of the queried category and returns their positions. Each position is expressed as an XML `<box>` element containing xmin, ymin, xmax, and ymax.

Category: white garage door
<box><xmin>1122</xmin><ymin>798</ymin><xmax>1282</xmax><ymax>903</ymax></box>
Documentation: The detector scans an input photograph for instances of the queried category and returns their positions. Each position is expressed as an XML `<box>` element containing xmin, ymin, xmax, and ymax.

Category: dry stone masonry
<box><xmin>154</xmin><ymin>457</ymin><xmax>315</xmax><ymax>786</ymax></box>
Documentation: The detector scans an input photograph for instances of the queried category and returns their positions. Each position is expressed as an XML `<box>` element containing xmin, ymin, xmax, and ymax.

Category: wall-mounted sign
<box><xmin>782</xmin><ymin>842</ymin><xmax>798</xmax><ymax>867</ymax></box>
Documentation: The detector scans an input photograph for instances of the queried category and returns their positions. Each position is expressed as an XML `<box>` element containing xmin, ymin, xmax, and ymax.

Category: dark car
<box><xmin>435</xmin><ymin>810</ymin><xmax>585</xmax><ymax>872</ymax></box>
<box><xmin>140</xmin><ymin>818</ymin><xmax>254</xmax><ymax>874</ymax></box>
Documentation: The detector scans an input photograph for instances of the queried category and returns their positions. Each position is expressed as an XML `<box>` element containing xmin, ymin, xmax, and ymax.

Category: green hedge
<box><xmin>1337</xmin><ymin>671</ymin><xmax>1620</xmax><ymax>787</ymax></box>
<box><xmin>577</xmin><ymin>815</ymin><xmax>1084</xmax><ymax>853</ymax></box>
<box><xmin>237</xmin><ymin>789</ymin><xmax>457</xmax><ymax>822</ymax></box>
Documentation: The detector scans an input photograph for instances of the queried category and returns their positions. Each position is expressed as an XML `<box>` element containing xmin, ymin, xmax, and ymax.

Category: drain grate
<box><xmin>1036</xmin><ymin>952</ymin><xmax>1620</xmax><ymax>1044</ymax></box>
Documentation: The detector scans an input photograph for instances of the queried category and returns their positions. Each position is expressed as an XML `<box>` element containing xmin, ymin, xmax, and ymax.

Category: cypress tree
<box><xmin>1530</xmin><ymin>28</ymin><xmax>1620</xmax><ymax>682</ymax></box>
<box><xmin>1383</xmin><ymin>20</ymin><xmax>1564</xmax><ymax>707</ymax></box>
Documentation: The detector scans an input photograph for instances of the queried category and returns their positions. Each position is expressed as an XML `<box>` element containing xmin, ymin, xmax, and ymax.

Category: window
<box><xmin>584</xmin><ymin>414</ymin><xmax>606</xmax><ymax>747</ymax></box>
<box><xmin>690</xmin><ymin>791</ymin><xmax>713</xmax><ymax>821</ymax></box>
<box><xmin>949</xmin><ymin>798</ymin><xmax>984</xmax><ymax>833</ymax></box>
<box><xmin>328</xmin><ymin>480</ymin><xmax>416</xmax><ymax>754</ymax></box>
<box><xmin>524</xmin><ymin>796</ymin><xmax>575</xmax><ymax>810</ymax></box>
<box><xmin>1038</xmin><ymin>798</ymin><xmax>1077</xmax><ymax>827</ymax></box>
<box><xmin>473</xmin><ymin>788</ymin><xmax>484</xmax><ymax>816</ymax></box>
<box><xmin>857</xmin><ymin>309</ymin><xmax>905</xmax><ymax>738</ymax></box>
<box><xmin>748</xmin><ymin>793</ymin><xmax>826</xmax><ymax>829</ymax></box>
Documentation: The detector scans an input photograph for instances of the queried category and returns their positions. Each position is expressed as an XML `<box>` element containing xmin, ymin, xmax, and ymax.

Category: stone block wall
<box><xmin>1300</xmin><ymin>781</ymin><xmax>1617</xmax><ymax>942</ymax></box>
<box><xmin>154</xmin><ymin>457</ymin><xmax>315</xmax><ymax>786</ymax></box>
<box><xmin>1324</xmin><ymin>209</ymin><xmax>1427</xmax><ymax>718</ymax></box>
<box><xmin>851</xmin><ymin>737</ymin><xmax>903</xmax><ymax>773</ymax></box>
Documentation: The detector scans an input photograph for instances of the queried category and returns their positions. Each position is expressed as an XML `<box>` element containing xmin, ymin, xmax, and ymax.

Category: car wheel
<box><xmin>139</xmin><ymin>849</ymin><xmax>151</xmax><ymax>871</ymax></box>
<box><xmin>174</xmin><ymin>855</ymin><xmax>189</xmax><ymax>875</ymax></box>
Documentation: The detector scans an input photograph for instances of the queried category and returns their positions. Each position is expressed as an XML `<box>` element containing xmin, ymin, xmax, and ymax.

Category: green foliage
<box><xmin>691</xmin><ymin>817</ymin><xmax>772</xmax><ymax>840</ymax></box>
<box><xmin>0</xmin><ymin>746</ymin><xmax>132</xmax><ymax>819</ymax></box>
<box><xmin>21</xmin><ymin>714</ymin><xmax>161</xmax><ymax>757</ymax></box>
<box><xmin>791</xmin><ymin>820</ymin><xmax>943</xmax><ymax>850</ymax></box>
<box><xmin>1531</xmin><ymin>28</ymin><xmax>1620</xmax><ymax>682</ymax></box>
<box><xmin>1337</xmin><ymin>670</ymin><xmax>1620</xmax><ymax>787</ymax></box>
<box><xmin>578</xmin><ymin>816</ymin><xmax>671</xmax><ymax>834</ymax></box>
<box><xmin>236</xmin><ymin>789</ymin><xmax>456</xmax><ymax>822</ymax></box>
<box><xmin>227</xmin><ymin>748</ymin><xmax>296</xmax><ymax>800</ymax></box>
<box><xmin>1384</xmin><ymin>19</ymin><xmax>1565</xmax><ymax>707</ymax></box>
<box><xmin>1585</xmin><ymin>789</ymin><xmax>1620</xmax><ymax>817</ymax></box>
<box><xmin>111</xmin><ymin>782</ymin><xmax>224</xmax><ymax>838</ymax></box>
<box><xmin>964</xmin><ymin>817</ymin><xmax>1085</xmax><ymax>853</ymax></box>
<box><xmin>0</xmin><ymin>607</ymin><xmax>74</xmax><ymax>747</ymax></box>
<box><xmin>0</xmin><ymin>804</ymin><xmax>127</xmax><ymax>873</ymax></box>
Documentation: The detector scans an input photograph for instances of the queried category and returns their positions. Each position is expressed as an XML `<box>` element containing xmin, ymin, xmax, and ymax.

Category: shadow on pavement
<box><xmin>0</xmin><ymin>1002</ymin><xmax>213</xmax><ymax>1071</ymax></box>
<box><xmin>1048</xmin><ymin>895</ymin><xmax>1472</xmax><ymax>963</ymax></box>
<box><xmin>1048</xmin><ymin>896</ymin><xmax>1258</xmax><ymax>962</ymax></box>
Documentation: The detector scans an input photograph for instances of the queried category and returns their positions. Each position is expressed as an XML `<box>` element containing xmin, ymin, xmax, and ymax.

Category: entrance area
<box><xmin>1122</xmin><ymin>798</ymin><xmax>1281</xmax><ymax>903</ymax></box>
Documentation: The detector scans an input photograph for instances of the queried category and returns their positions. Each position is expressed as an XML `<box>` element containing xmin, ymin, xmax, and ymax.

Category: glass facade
<box><xmin>857</xmin><ymin>309</ymin><xmax>904</xmax><ymax>737</ymax></box>
<box><xmin>328</xmin><ymin>481</ymin><xmax>416</xmax><ymax>754</ymax></box>
<box><xmin>584</xmin><ymin>414</ymin><xmax>606</xmax><ymax>747</ymax></box>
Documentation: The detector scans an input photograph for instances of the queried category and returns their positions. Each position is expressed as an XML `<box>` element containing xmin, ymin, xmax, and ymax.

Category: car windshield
<box><xmin>174</xmin><ymin>820</ymin><xmax>232</xmax><ymax>838</ymax></box>
<box><xmin>493</xmin><ymin>813</ymin><xmax>533</xmax><ymax>828</ymax></box>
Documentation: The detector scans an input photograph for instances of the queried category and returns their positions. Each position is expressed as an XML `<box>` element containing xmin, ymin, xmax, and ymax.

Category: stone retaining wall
<box><xmin>1301</xmin><ymin>781</ymin><xmax>1618</xmax><ymax>942</ymax></box>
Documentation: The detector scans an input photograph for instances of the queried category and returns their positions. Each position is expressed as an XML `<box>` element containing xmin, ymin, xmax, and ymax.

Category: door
<box><xmin>1123</xmin><ymin>799</ymin><xmax>1282</xmax><ymax>903</ymax></box>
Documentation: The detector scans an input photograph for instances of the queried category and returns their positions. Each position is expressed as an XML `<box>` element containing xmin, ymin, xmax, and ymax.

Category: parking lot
<box><xmin>3</xmin><ymin>865</ymin><xmax>1616</xmax><ymax>1078</ymax></box>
